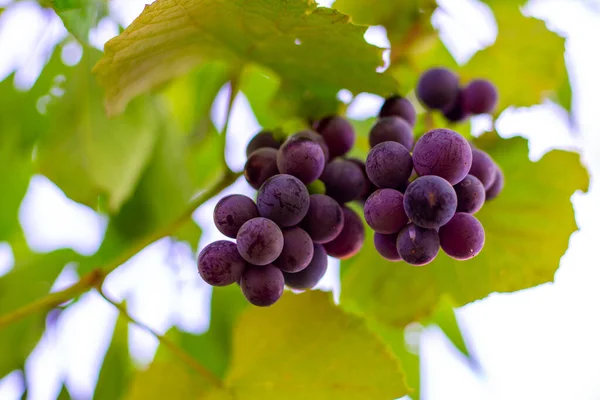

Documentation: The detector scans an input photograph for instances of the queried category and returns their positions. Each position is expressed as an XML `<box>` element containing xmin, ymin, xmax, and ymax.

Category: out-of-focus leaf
<box><xmin>41</xmin><ymin>0</ymin><xmax>109</xmax><ymax>44</ymax></box>
<box><xmin>427</xmin><ymin>296</ymin><xmax>473</xmax><ymax>364</ymax></box>
<box><xmin>57</xmin><ymin>384</ymin><xmax>73</xmax><ymax>400</ymax></box>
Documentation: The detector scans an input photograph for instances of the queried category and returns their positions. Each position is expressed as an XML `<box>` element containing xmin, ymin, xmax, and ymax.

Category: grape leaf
<box><xmin>40</xmin><ymin>0</ymin><xmax>109</xmax><ymax>44</ymax></box>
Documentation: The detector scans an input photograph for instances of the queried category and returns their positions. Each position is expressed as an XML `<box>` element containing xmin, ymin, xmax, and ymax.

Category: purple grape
<box><xmin>374</xmin><ymin>233</ymin><xmax>402</xmax><ymax>261</ymax></box>
<box><xmin>369</xmin><ymin>116</ymin><xmax>414</xmax><ymax>150</ymax></box>
<box><xmin>273</xmin><ymin>227</ymin><xmax>314</xmax><ymax>273</ymax></box>
<box><xmin>443</xmin><ymin>89</ymin><xmax>470</xmax><ymax>123</ymax></box>
<box><xmin>257</xmin><ymin>174</ymin><xmax>310</xmax><ymax>227</ymax></box>
<box><xmin>396</xmin><ymin>224</ymin><xmax>440</xmax><ymax>266</ymax></box>
<box><xmin>213</xmin><ymin>194</ymin><xmax>259</xmax><ymax>238</ymax></box>
<box><xmin>364</xmin><ymin>189</ymin><xmax>409</xmax><ymax>234</ymax></box>
<box><xmin>300</xmin><ymin>194</ymin><xmax>344</xmax><ymax>243</ymax></box>
<box><xmin>276</xmin><ymin>136</ymin><xmax>325</xmax><ymax>184</ymax></box>
<box><xmin>294</xmin><ymin>130</ymin><xmax>330</xmax><ymax>162</ymax></box>
<box><xmin>283</xmin><ymin>243</ymin><xmax>328</xmax><ymax>290</ymax></box>
<box><xmin>246</xmin><ymin>130</ymin><xmax>282</xmax><ymax>157</ymax></box>
<box><xmin>439</xmin><ymin>212</ymin><xmax>485</xmax><ymax>260</ymax></box>
<box><xmin>378</xmin><ymin>95</ymin><xmax>416</xmax><ymax>126</ymax></box>
<box><xmin>320</xmin><ymin>159</ymin><xmax>365</xmax><ymax>203</ymax></box>
<box><xmin>404</xmin><ymin>176</ymin><xmax>457</xmax><ymax>229</ymax></box>
<box><xmin>469</xmin><ymin>148</ymin><xmax>496</xmax><ymax>190</ymax></box>
<box><xmin>454</xmin><ymin>174</ymin><xmax>485</xmax><ymax>214</ymax></box>
<box><xmin>365</xmin><ymin>141</ymin><xmax>413</xmax><ymax>189</ymax></box>
<box><xmin>412</xmin><ymin>128</ymin><xmax>472</xmax><ymax>185</ymax></box>
<box><xmin>236</xmin><ymin>217</ymin><xmax>284</xmax><ymax>265</ymax></box>
<box><xmin>348</xmin><ymin>158</ymin><xmax>375</xmax><ymax>201</ymax></box>
<box><xmin>463</xmin><ymin>79</ymin><xmax>498</xmax><ymax>115</ymax></box>
<box><xmin>241</xmin><ymin>264</ymin><xmax>284</xmax><ymax>307</ymax></box>
<box><xmin>197</xmin><ymin>240</ymin><xmax>247</xmax><ymax>286</ymax></box>
<box><xmin>485</xmin><ymin>167</ymin><xmax>504</xmax><ymax>201</ymax></box>
<box><xmin>244</xmin><ymin>148</ymin><xmax>279</xmax><ymax>190</ymax></box>
<box><xmin>315</xmin><ymin>116</ymin><xmax>355</xmax><ymax>158</ymax></box>
<box><xmin>417</xmin><ymin>68</ymin><xmax>460</xmax><ymax>110</ymax></box>
<box><xmin>323</xmin><ymin>207</ymin><xmax>365</xmax><ymax>259</ymax></box>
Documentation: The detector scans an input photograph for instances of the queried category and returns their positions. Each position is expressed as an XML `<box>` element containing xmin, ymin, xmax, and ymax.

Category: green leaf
<box><xmin>42</xmin><ymin>0</ymin><xmax>110</xmax><ymax>44</ymax></box>
<box><xmin>93</xmin><ymin>0</ymin><xmax>395</xmax><ymax>117</ymax></box>
<box><xmin>427</xmin><ymin>296</ymin><xmax>472</xmax><ymax>363</ymax></box>
<box><xmin>57</xmin><ymin>384</ymin><xmax>73</xmax><ymax>400</ymax></box>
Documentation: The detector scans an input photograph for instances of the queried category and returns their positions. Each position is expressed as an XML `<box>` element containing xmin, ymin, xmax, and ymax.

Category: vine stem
<box><xmin>220</xmin><ymin>77</ymin><xmax>239</xmax><ymax>168</ymax></box>
<box><xmin>424</xmin><ymin>111</ymin><xmax>434</xmax><ymax>131</ymax></box>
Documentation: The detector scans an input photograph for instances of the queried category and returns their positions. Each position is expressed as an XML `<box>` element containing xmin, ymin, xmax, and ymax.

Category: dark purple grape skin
<box><xmin>323</xmin><ymin>207</ymin><xmax>365</xmax><ymax>259</ymax></box>
<box><xmin>197</xmin><ymin>241</ymin><xmax>247</xmax><ymax>286</ymax></box>
<box><xmin>439</xmin><ymin>212</ymin><xmax>485</xmax><ymax>260</ymax></box>
<box><xmin>244</xmin><ymin>148</ymin><xmax>279</xmax><ymax>190</ymax></box>
<box><xmin>404</xmin><ymin>176</ymin><xmax>458</xmax><ymax>229</ymax></box>
<box><xmin>314</xmin><ymin>116</ymin><xmax>356</xmax><ymax>158</ymax></box>
<box><xmin>294</xmin><ymin>130</ymin><xmax>330</xmax><ymax>162</ymax></box>
<box><xmin>379</xmin><ymin>95</ymin><xmax>416</xmax><ymax>126</ymax></box>
<box><xmin>273</xmin><ymin>227</ymin><xmax>314</xmax><ymax>273</ymax></box>
<box><xmin>365</xmin><ymin>141</ymin><xmax>413</xmax><ymax>189</ymax></box>
<box><xmin>300</xmin><ymin>194</ymin><xmax>344</xmax><ymax>244</ymax></box>
<box><xmin>320</xmin><ymin>159</ymin><xmax>365</xmax><ymax>203</ymax></box>
<box><xmin>246</xmin><ymin>131</ymin><xmax>282</xmax><ymax>157</ymax></box>
<box><xmin>416</xmin><ymin>68</ymin><xmax>460</xmax><ymax>110</ymax></box>
<box><xmin>443</xmin><ymin>89</ymin><xmax>470</xmax><ymax>123</ymax></box>
<box><xmin>364</xmin><ymin>189</ymin><xmax>409</xmax><ymax>234</ymax></box>
<box><xmin>463</xmin><ymin>79</ymin><xmax>498</xmax><ymax>115</ymax></box>
<box><xmin>374</xmin><ymin>233</ymin><xmax>402</xmax><ymax>261</ymax></box>
<box><xmin>283</xmin><ymin>243</ymin><xmax>328</xmax><ymax>290</ymax></box>
<box><xmin>369</xmin><ymin>116</ymin><xmax>414</xmax><ymax>150</ymax></box>
<box><xmin>241</xmin><ymin>264</ymin><xmax>284</xmax><ymax>307</ymax></box>
<box><xmin>276</xmin><ymin>136</ymin><xmax>325</xmax><ymax>184</ymax></box>
<box><xmin>348</xmin><ymin>158</ymin><xmax>375</xmax><ymax>201</ymax></box>
<box><xmin>469</xmin><ymin>148</ymin><xmax>497</xmax><ymax>190</ymax></box>
<box><xmin>412</xmin><ymin>128</ymin><xmax>472</xmax><ymax>185</ymax></box>
<box><xmin>454</xmin><ymin>174</ymin><xmax>486</xmax><ymax>214</ymax></box>
<box><xmin>396</xmin><ymin>224</ymin><xmax>440</xmax><ymax>266</ymax></box>
<box><xmin>485</xmin><ymin>167</ymin><xmax>504</xmax><ymax>201</ymax></box>
<box><xmin>236</xmin><ymin>217</ymin><xmax>284</xmax><ymax>266</ymax></box>
<box><xmin>213</xmin><ymin>194</ymin><xmax>259</xmax><ymax>238</ymax></box>
<box><xmin>257</xmin><ymin>174</ymin><xmax>310</xmax><ymax>227</ymax></box>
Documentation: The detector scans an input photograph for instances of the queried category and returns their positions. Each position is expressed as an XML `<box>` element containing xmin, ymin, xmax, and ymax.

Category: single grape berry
<box><xmin>323</xmin><ymin>207</ymin><xmax>365</xmax><ymax>259</ymax></box>
<box><xmin>246</xmin><ymin>130</ymin><xmax>282</xmax><ymax>157</ymax></box>
<box><xmin>273</xmin><ymin>227</ymin><xmax>314</xmax><ymax>273</ymax></box>
<box><xmin>374</xmin><ymin>233</ymin><xmax>402</xmax><ymax>261</ymax></box>
<box><xmin>276</xmin><ymin>136</ymin><xmax>325</xmax><ymax>184</ymax></box>
<box><xmin>463</xmin><ymin>79</ymin><xmax>498</xmax><ymax>115</ymax></box>
<box><xmin>417</xmin><ymin>68</ymin><xmax>460</xmax><ymax>110</ymax></box>
<box><xmin>236</xmin><ymin>217</ymin><xmax>284</xmax><ymax>266</ymax></box>
<box><xmin>485</xmin><ymin>167</ymin><xmax>504</xmax><ymax>201</ymax></box>
<box><xmin>294</xmin><ymin>130</ymin><xmax>330</xmax><ymax>162</ymax></box>
<box><xmin>369</xmin><ymin>116</ymin><xmax>414</xmax><ymax>150</ymax></box>
<box><xmin>348</xmin><ymin>158</ymin><xmax>375</xmax><ymax>201</ymax></box>
<box><xmin>439</xmin><ymin>212</ymin><xmax>485</xmax><ymax>260</ymax></box>
<box><xmin>379</xmin><ymin>95</ymin><xmax>416</xmax><ymax>126</ymax></box>
<box><xmin>257</xmin><ymin>174</ymin><xmax>310</xmax><ymax>227</ymax></box>
<box><xmin>301</xmin><ymin>194</ymin><xmax>344</xmax><ymax>243</ymax></box>
<box><xmin>469</xmin><ymin>148</ymin><xmax>497</xmax><ymax>190</ymax></box>
<box><xmin>213</xmin><ymin>194</ymin><xmax>259</xmax><ymax>238</ymax></box>
<box><xmin>197</xmin><ymin>240</ymin><xmax>247</xmax><ymax>286</ymax></box>
<box><xmin>404</xmin><ymin>176</ymin><xmax>458</xmax><ymax>229</ymax></box>
<box><xmin>244</xmin><ymin>148</ymin><xmax>279</xmax><ymax>190</ymax></box>
<box><xmin>320</xmin><ymin>159</ymin><xmax>365</xmax><ymax>203</ymax></box>
<box><xmin>283</xmin><ymin>243</ymin><xmax>328</xmax><ymax>290</ymax></box>
<box><xmin>365</xmin><ymin>141</ymin><xmax>413</xmax><ymax>189</ymax></box>
<box><xmin>454</xmin><ymin>175</ymin><xmax>486</xmax><ymax>214</ymax></box>
<box><xmin>241</xmin><ymin>265</ymin><xmax>284</xmax><ymax>307</ymax></box>
<box><xmin>412</xmin><ymin>128</ymin><xmax>472</xmax><ymax>185</ymax></box>
<box><xmin>443</xmin><ymin>89</ymin><xmax>470</xmax><ymax>123</ymax></box>
<box><xmin>396</xmin><ymin>224</ymin><xmax>440</xmax><ymax>266</ymax></box>
<box><xmin>364</xmin><ymin>189</ymin><xmax>409</xmax><ymax>234</ymax></box>
<box><xmin>315</xmin><ymin>116</ymin><xmax>355</xmax><ymax>158</ymax></box>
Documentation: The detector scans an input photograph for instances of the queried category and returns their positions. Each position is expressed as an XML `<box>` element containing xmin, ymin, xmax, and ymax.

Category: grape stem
<box><xmin>220</xmin><ymin>76</ymin><xmax>239</xmax><ymax>169</ymax></box>
<box><xmin>424</xmin><ymin>111</ymin><xmax>434</xmax><ymax>131</ymax></box>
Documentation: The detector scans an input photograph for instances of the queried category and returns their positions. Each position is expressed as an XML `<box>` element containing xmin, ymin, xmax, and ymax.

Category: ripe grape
<box><xmin>404</xmin><ymin>176</ymin><xmax>458</xmax><ymax>229</ymax></box>
<box><xmin>374</xmin><ymin>233</ymin><xmax>402</xmax><ymax>261</ymax></box>
<box><xmin>300</xmin><ymin>194</ymin><xmax>344</xmax><ymax>243</ymax></box>
<box><xmin>396</xmin><ymin>224</ymin><xmax>440</xmax><ymax>266</ymax></box>
<box><xmin>412</xmin><ymin>128</ymin><xmax>472</xmax><ymax>185</ymax></box>
<box><xmin>294</xmin><ymin>130</ymin><xmax>330</xmax><ymax>162</ymax></box>
<box><xmin>454</xmin><ymin>174</ymin><xmax>486</xmax><ymax>214</ymax></box>
<box><xmin>315</xmin><ymin>116</ymin><xmax>355</xmax><ymax>158</ymax></box>
<box><xmin>273</xmin><ymin>227</ymin><xmax>314</xmax><ymax>273</ymax></box>
<box><xmin>236</xmin><ymin>217</ymin><xmax>284</xmax><ymax>265</ymax></box>
<box><xmin>369</xmin><ymin>116</ymin><xmax>414</xmax><ymax>150</ymax></box>
<box><xmin>348</xmin><ymin>158</ymin><xmax>375</xmax><ymax>201</ymax></box>
<box><xmin>439</xmin><ymin>212</ymin><xmax>485</xmax><ymax>260</ymax></box>
<box><xmin>246</xmin><ymin>130</ymin><xmax>282</xmax><ymax>157</ymax></box>
<box><xmin>469</xmin><ymin>148</ymin><xmax>497</xmax><ymax>190</ymax></box>
<box><xmin>197</xmin><ymin>240</ymin><xmax>247</xmax><ymax>286</ymax></box>
<box><xmin>486</xmin><ymin>167</ymin><xmax>504</xmax><ymax>201</ymax></box>
<box><xmin>443</xmin><ymin>90</ymin><xmax>470</xmax><ymax>123</ymax></box>
<box><xmin>244</xmin><ymin>148</ymin><xmax>279</xmax><ymax>190</ymax></box>
<box><xmin>276</xmin><ymin>136</ymin><xmax>325</xmax><ymax>184</ymax></box>
<box><xmin>320</xmin><ymin>159</ymin><xmax>365</xmax><ymax>203</ymax></box>
<box><xmin>283</xmin><ymin>243</ymin><xmax>328</xmax><ymax>290</ymax></box>
<box><xmin>240</xmin><ymin>264</ymin><xmax>284</xmax><ymax>307</ymax></box>
<box><xmin>213</xmin><ymin>194</ymin><xmax>259</xmax><ymax>238</ymax></box>
<box><xmin>463</xmin><ymin>79</ymin><xmax>498</xmax><ymax>115</ymax></box>
<box><xmin>365</xmin><ymin>141</ymin><xmax>413</xmax><ymax>189</ymax></box>
<box><xmin>257</xmin><ymin>174</ymin><xmax>310</xmax><ymax>227</ymax></box>
<box><xmin>364</xmin><ymin>189</ymin><xmax>409</xmax><ymax>234</ymax></box>
<box><xmin>323</xmin><ymin>207</ymin><xmax>365</xmax><ymax>259</ymax></box>
<box><xmin>417</xmin><ymin>68</ymin><xmax>460</xmax><ymax>110</ymax></box>
<box><xmin>379</xmin><ymin>95</ymin><xmax>416</xmax><ymax>126</ymax></box>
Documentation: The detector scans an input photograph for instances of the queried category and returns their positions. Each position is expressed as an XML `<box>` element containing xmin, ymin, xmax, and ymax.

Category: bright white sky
<box><xmin>0</xmin><ymin>0</ymin><xmax>599</xmax><ymax>399</ymax></box>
